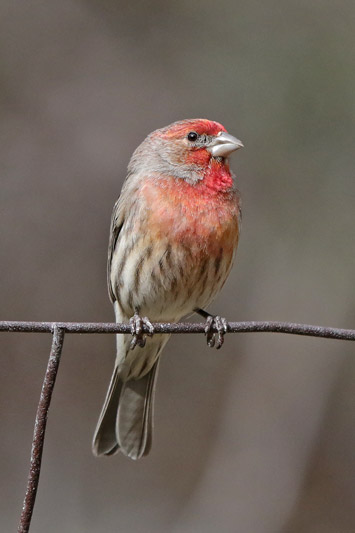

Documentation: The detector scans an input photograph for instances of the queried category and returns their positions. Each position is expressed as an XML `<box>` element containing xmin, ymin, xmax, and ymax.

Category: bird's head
<box><xmin>129</xmin><ymin>119</ymin><xmax>243</xmax><ymax>186</ymax></box>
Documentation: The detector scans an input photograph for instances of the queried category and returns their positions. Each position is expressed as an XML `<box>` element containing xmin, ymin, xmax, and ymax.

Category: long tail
<box><xmin>92</xmin><ymin>357</ymin><xmax>160</xmax><ymax>460</ymax></box>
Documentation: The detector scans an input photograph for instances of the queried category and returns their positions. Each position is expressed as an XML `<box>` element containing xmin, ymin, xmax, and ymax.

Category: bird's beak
<box><xmin>207</xmin><ymin>131</ymin><xmax>244</xmax><ymax>158</ymax></box>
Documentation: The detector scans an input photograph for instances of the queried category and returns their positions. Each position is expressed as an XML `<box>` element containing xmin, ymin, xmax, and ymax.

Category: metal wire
<box><xmin>1</xmin><ymin>319</ymin><xmax>355</xmax><ymax>339</ymax></box>
<box><xmin>0</xmin><ymin>318</ymin><xmax>353</xmax><ymax>532</ymax></box>
<box><xmin>17</xmin><ymin>326</ymin><xmax>65</xmax><ymax>533</ymax></box>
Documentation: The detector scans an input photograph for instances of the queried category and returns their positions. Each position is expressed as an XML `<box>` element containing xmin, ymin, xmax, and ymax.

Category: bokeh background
<box><xmin>1</xmin><ymin>1</ymin><xmax>355</xmax><ymax>532</ymax></box>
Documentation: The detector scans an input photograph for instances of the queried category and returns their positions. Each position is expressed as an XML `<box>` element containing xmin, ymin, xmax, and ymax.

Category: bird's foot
<box><xmin>204</xmin><ymin>315</ymin><xmax>228</xmax><ymax>349</ymax></box>
<box><xmin>129</xmin><ymin>312</ymin><xmax>154</xmax><ymax>350</ymax></box>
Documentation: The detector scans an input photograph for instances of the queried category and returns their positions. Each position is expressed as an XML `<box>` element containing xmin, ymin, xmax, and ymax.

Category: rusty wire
<box><xmin>1</xmin><ymin>319</ymin><xmax>355</xmax><ymax>339</ymax></box>
<box><xmin>0</xmin><ymin>318</ymin><xmax>353</xmax><ymax>533</ymax></box>
<box><xmin>18</xmin><ymin>326</ymin><xmax>65</xmax><ymax>533</ymax></box>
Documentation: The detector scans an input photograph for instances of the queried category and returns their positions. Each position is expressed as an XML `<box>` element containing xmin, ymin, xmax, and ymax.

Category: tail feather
<box><xmin>93</xmin><ymin>308</ymin><xmax>169</xmax><ymax>460</ymax></box>
<box><xmin>92</xmin><ymin>359</ymin><xmax>160</xmax><ymax>460</ymax></box>
<box><xmin>92</xmin><ymin>366</ymin><xmax>122</xmax><ymax>456</ymax></box>
<box><xmin>117</xmin><ymin>360</ymin><xmax>160</xmax><ymax>460</ymax></box>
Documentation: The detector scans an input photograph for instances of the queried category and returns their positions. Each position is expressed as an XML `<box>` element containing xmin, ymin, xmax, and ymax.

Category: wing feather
<box><xmin>107</xmin><ymin>196</ymin><xmax>125</xmax><ymax>302</ymax></box>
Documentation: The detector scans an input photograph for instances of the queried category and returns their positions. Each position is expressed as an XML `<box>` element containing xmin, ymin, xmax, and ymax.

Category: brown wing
<box><xmin>107</xmin><ymin>169</ymin><xmax>144</xmax><ymax>303</ymax></box>
<box><xmin>107</xmin><ymin>197</ymin><xmax>125</xmax><ymax>303</ymax></box>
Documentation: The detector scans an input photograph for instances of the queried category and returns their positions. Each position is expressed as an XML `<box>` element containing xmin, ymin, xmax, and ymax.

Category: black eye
<box><xmin>187</xmin><ymin>131</ymin><xmax>198</xmax><ymax>142</ymax></box>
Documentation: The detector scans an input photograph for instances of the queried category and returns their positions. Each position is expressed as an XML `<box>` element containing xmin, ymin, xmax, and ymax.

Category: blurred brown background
<box><xmin>1</xmin><ymin>1</ymin><xmax>355</xmax><ymax>532</ymax></box>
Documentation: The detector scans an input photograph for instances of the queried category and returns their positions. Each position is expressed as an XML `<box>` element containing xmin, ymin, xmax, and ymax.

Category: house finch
<box><xmin>92</xmin><ymin>119</ymin><xmax>243</xmax><ymax>460</ymax></box>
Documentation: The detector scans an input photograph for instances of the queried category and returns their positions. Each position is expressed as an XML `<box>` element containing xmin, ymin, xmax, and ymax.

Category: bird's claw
<box><xmin>204</xmin><ymin>315</ymin><xmax>228</xmax><ymax>349</ymax></box>
<box><xmin>129</xmin><ymin>313</ymin><xmax>154</xmax><ymax>350</ymax></box>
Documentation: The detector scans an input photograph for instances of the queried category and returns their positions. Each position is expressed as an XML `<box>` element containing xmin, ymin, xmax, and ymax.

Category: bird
<box><xmin>92</xmin><ymin>118</ymin><xmax>243</xmax><ymax>460</ymax></box>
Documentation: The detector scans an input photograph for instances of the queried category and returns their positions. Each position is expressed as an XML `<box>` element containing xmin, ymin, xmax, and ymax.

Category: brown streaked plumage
<box><xmin>93</xmin><ymin>119</ymin><xmax>243</xmax><ymax>460</ymax></box>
